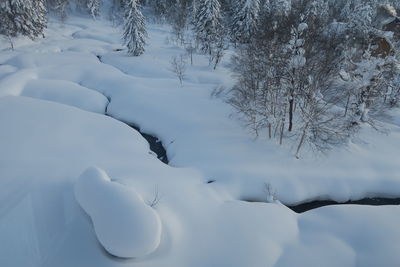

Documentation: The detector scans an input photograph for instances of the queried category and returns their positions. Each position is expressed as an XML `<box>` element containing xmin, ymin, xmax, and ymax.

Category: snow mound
<box><xmin>74</xmin><ymin>167</ymin><xmax>162</xmax><ymax>258</ymax></box>
<box><xmin>22</xmin><ymin>79</ymin><xmax>109</xmax><ymax>114</ymax></box>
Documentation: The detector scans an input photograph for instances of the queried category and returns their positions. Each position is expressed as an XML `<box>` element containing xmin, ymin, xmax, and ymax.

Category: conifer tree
<box><xmin>87</xmin><ymin>0</ymin><xmax>101</xmax><ymax>19</ymax></box>
<box><xmin>193</xmin><ymin>0</ymin><xmax>223</xmax><ymax>55</ymax></box>
<box><xmin>0</xmin><ymin>0</ymin><xmax>16</xmax><ymax>49</ymax></box>
<box><xmin>149</xmin><ymin>0</ymin><xmax>168</xmax><ymax>18</ymax></box>
<box><xmin>34</xmin><ymin>0</ymin><xmax>48</xmax><ymax>37</ymax></box>
<box><xmin>230</xmin><ymin>0</ymin><xmax>260</xmax><ymax>44</ymax></box>
<box><xmin>271</xmin><ymin>0</ymin><xmax>291</xmax><ymax>17</ymax></box>
<box><xmin>122</xmin><ymin>0</ymin><xmax>147</xmax><ymax>56</ymax></box>
<box><xmin>47</xmin><ymin>0</ymin><xmax>69</xmax><ymax>21</ymax></box>
<box><xmin>0</xmin><ymin>0</ymin><xmax>47</xmax><ymax>48</ymax></box>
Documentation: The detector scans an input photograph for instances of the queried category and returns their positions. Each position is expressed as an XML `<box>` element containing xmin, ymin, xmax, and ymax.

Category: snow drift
<box><xmin>74</xmin><ymin>167</ymin><xmax>162</xmax><ymax>258</ymax></box>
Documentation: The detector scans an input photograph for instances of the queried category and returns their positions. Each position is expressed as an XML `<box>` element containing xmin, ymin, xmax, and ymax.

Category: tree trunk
<box><xmin>279</xmin><ymin>121</ymin><xmax>284</xmax><ymax>145</ymax></box>
<box><xmin>274</xmin><ymin>121</ymin><xmax>280</xmax><ymax>138</ymax></box>
<box><xmin>344</xmin><ymin>94</ymin><xmax>350</xmax><ymax>116</ymax></box>
<box><xmin>295</xmin><ymin>122</ymin><xmax>309</xmax><ymax>158</ymax></box>
<box><xmin>288</xmin><ymin>97</ymin><xmax>294</xmax><ymax>132</ymax></box>
<box><xmin>268</xmin><ymin>123</ymin><xmax>272</xmax><ymax>139</ymax></box>
<box><xmin>7</xmin><ymin>35</ymin><xmax>14</xmax><ymax>51</ymax></box>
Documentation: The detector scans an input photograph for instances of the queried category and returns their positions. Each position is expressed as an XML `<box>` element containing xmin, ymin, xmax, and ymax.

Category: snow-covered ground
<box><xmin>0</xmin><ymin>14</ymin><xmax>399</xmax><ymax>267</ymax></box>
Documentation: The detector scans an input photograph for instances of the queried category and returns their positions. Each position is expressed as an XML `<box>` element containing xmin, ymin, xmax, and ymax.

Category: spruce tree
<box><xmin>230</xmin><ymin>0</ymin><xmax>260</xmax><ymax>44</ymax></box>
<box><xmin>271</xmin><ymin>0</ymin><xmax>291</xmax><ymax>17</ymax></box>
<box><xmin>33</xmin><ymin>0</ymin><xmax>48</xmax><ymax>37</ymax></box>
<box><xmin>122</xmin><ymin>0</ymin><xmax>147</xmax><ymax>56</ymax></box>
<box><xmin>0</xmin><ymin>0</ymin><xmax>47</xmax><ymax>47</ymax></box>
<box><xmin>149</xmin><ymin>0</ymin><xmax>168</xmax><ymax>18</ymax></box>
<box><xmin>87</xmin><ymin>0</ymin><xmax>101</xmax><ymax>19</ymax></box>
<box><xmin>47</xmin><ymin>0</ymin><xmax>69</xmax><ymax>21</ymax></box>
<box><xmin>0</xmin><ymin>0</ymin><xmax>16</xmax><ymax>49</ymax></box>
<box><xmin>193</xmin><ymin>0</ymin><xmax>223</xmax><ymax>55</ymax></box>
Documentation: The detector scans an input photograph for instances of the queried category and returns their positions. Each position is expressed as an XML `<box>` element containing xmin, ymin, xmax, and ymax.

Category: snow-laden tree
<box><xmin>337</xmin><ymin>2</ymin><xmax>400</xmax><ymax>123</ymax></box>
<box><xmin>0</xmin><ymin>1</ymin><xmax>17</xmax><ymax>48</ymax></box>
<box><xmin>191</xmin><ymin>0</ymin><xmax>198</xmax><ymax>22</ymax></box>
<box><xmin>32</xmin><ymin>0</ymin><xmax>48</xmax><ymax>37</ymax></box>
<box><xmin>122</xmin><ymin>0</ymin><xmax>147</xmax><ymax>56</ymax></box>
<box><xmin>260</xmin><ymin>0</ymin><xmax>271</xmax><ymax>14</ymax></box>
<box><xmin>149</xmin><ymin>0</ymin><xmax>168</xmax><ymax>18</ymax></box>
<box><xmin>348</xmin><ymin>3</ymin><xmax>376</xmax><ymax>35</ymax></box>
<box><xmin>341</xmin><ymin>45</ymin><xmax>400</xmax><ymax>124</ymax></box>
<box><xmin>87</xmin><ymin>0</ymin><xmax>101</xmax><ymax>19</ymax></box>
<box><xmin>338</xmin><ymin>0</ymin><xmax>354</xmax><ymax>22</ymax></box>
<box><xmin>227</xmin><ymin>0</ymin><xmax>400</xmax><ymax>156</ymax></box>
<box><xmin>228</xmin><ymin>0</ymin><xmax>357</xmax><ymax>156</ymax></box>
<box><xmin>0</xmin><ymin>0</ymin><xmax>47</xmax><ymax>48</ymax></box>
<box><xmin>47</xmin><ymin>0</ymin><xmax>69</xmax><ymax>21</ymax></box>
<box><xmin>305</xmin><ymin>0</ymin><xmax>329</xmax><ymax>26</ymax></box>
<box><xmin>271</xmin><ymin>0</ymin><xmax>291</xmax><ymax>17</ymax></box>
<box><xmin>168</xmin><ymin>0</ymin><xmax>192</xmax><ymax>44</ymax></box>
<box><xmin>193</xmin><ymin>0</ymin><xmax>224</xmax><ymax>55</ymax></box>
<box><xmin>285</xmin><ymin>23</ymin><xmax>307</xmax><ymax>132</ymax></box>
<box><xmin>108</xmin><ymin>0</ymin><xmax>125</xmax><ymax>24</ymax></box>
<box><xmin>230</xmin><ymin>0</ymin><xmax>260</xmax><ymax>44</ymax></box>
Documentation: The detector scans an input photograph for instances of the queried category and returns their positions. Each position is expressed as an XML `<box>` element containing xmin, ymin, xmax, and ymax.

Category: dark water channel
<box><xmin>127</xmin><ymin>124</ymin><xmax>169</xmax><ymax>164</ymax></box>
<box><xmin>288</xmin><ymin>197</ymin><xmax>400</xmax><ymax>213</ymax></box>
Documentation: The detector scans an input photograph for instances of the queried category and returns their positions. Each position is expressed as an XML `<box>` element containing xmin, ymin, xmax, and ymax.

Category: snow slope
<box><xmin>0</xmin><ymin>13</ymin><xmax>399</xmax><ymax>267</ymax></box>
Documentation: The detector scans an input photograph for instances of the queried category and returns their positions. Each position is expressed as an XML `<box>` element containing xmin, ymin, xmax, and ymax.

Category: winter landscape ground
<box><xmin>1</xmin><ymin>1</ymin><xmax>400</xmax><ymax>267</ymax></box>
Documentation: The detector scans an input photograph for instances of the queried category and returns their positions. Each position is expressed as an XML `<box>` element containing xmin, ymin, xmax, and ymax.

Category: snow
<box><xmin>0</xmin><ymin>11</ymin><xmax>399</xmax><ymax>267</ymax></box>
<box><xmin>74</xmin><ymin>167</ymin><xmax>162</xmax><ymax>258</ymax></box>
<box><xmin>277</xmin><ymin>205</ymin><xmax>400</xmax><ymax>267</ymax></box>
<box><xmin>22</xmin><ymin>79</ymin><xmax>109</xmax><ymax>113</ymax></box>
<box><xmin>297</xmin><ymin>22</ymin><xmax>308</xmax><ymax>32</ymax></box>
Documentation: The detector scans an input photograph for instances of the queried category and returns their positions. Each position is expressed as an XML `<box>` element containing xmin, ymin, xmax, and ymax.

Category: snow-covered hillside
<box><xmin>0</xmin><ymin>13</ymin><xmax>399</xmax><ymax>267</ymax></box>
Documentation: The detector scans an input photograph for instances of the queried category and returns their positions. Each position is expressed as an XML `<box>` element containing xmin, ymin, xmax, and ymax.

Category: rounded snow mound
<box><xmin>74</xmin><ymin>167</ymin><xmax>162</xmax><ymax>258</ymax></box>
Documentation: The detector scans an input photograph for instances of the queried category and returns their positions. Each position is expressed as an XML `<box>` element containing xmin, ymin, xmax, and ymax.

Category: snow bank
<box><xmin>74</xmin><ymin>167</ymin><xmax>162</xmax><ymax>258</ymax></box>
<box><xmin>22</xmin><ymin>79</ymin><xmax>109</xmax><ymax>114</ymax></box>
<box><xmin>277</xmin><ymin>205</ymin><xmax>400</xmax><ymax>267</ymax></box>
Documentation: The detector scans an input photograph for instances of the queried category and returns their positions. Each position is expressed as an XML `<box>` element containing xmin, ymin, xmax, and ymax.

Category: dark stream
<box><xmin>127</xmin><ymin>124</ymin><xmax>169</xmax><ymax>164</ymax></box>
<box><xmin>98</xmin><ymin>54</ymin><xmax>169</xmax><ymax>164</ymax></box>
<box><xmin>289</xmin><ymin>197</ymin><xmax>400</xmax><ymax>213</ymax></box>
<box><xmin>104</xmin><ymin>113</ymin><xmax>168</xmax><ymax>164</ymax></box>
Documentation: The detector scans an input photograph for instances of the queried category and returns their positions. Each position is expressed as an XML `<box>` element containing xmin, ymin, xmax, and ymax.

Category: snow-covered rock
<box><xmin>74</xmin><ymin>167</ymin><xmax>162</xmax><ymax>258</ymax></box>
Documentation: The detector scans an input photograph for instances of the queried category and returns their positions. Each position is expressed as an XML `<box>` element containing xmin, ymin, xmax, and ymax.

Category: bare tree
<box><xmin>210</xmin><ymin>28</ymin><xmax>227</xmax><ymax>69</ymax></box>
<box><xmin>185</xmin><ymin>39</ymin><xmax>196</xmax><ymax>65</ymax></box>
<box><xmin>146</xmin><ymin>185</ymin><xmax>162</xmax><ymax>208</ymax></box>
<box><xmin>227</xmin><ymin>0</ymin><xmax>363</xmax><ymax>157</ymax></box>
<box><xmin>170</xmin><ymin>54</ymin><xmax>187</xmax><ymax>85</ymax></box>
